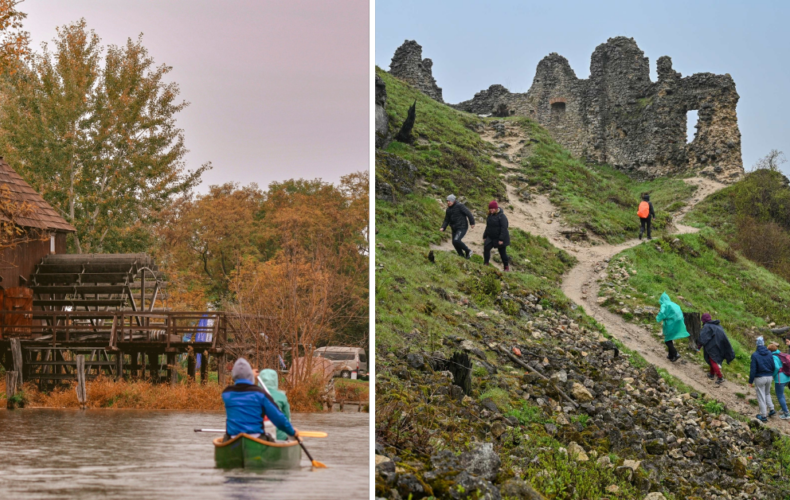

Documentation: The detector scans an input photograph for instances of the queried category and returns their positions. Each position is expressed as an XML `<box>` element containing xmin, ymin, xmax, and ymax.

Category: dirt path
<box><xmin>434</xmin><ymin>121</ymin><xmax>788</xmax><ymax>430</ymax></box>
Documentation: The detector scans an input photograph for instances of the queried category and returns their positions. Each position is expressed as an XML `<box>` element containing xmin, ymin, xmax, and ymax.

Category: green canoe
<box><xmin>214</xmin><ymin>433</ymin><xmax>302</xmax><ymax>469</ymax></box>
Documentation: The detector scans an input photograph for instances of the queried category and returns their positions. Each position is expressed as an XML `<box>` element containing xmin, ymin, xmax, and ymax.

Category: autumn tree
<box><xmin>156</xmin><ymin>183</ymin><xmax>264</xmax><ymax>307</ymax></box>
<box><xmin>0</xmin><ymin>19</ymin><xmax>207</xmax><ymax>253</ymax></box>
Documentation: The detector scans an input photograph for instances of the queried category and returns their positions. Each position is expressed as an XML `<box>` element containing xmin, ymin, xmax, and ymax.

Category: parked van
<box><xmin>313</xmin><ymin>346</ymin><xmax>367</xmax><ymax>378</ymax></box>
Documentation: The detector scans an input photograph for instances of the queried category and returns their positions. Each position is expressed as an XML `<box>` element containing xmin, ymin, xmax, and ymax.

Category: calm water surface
<box><xmin>0</xmin><ymin>410</ymin><xmax>369</xmax><ymax>499</ymax></box>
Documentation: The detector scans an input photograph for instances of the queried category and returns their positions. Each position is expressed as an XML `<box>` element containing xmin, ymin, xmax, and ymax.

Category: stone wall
<box><xmin>389</xmin><ymin>40</ymin><xmax>444</xmax><ymax>103</ymax></box>
<box><xmin>452</xmin><ymin>37</ymin><xmax>743</xmax><ymax>182</ymax></box>
<box><xmin>375</xmin><ymin>74</ymin><xmax>389</xmax><ymax>149</ymax></box>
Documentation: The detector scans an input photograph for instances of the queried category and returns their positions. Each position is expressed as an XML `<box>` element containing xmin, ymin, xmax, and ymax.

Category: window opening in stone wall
<box><xmin>551</xmin><ymin>102</ymin><xmax>566</xmax><ymax>114</ymax></box>
<box><xmin>686</xmin><ymin>110</ymin><xmax>699</xmax><ymax>143</ymax></box>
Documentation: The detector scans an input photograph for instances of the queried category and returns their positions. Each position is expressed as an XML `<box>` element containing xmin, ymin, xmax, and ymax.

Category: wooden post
<box><xmin>75</xmin><ymin>355</ymin><xmax>87</xmax><ymax>410</ymax></box>
<box><xmin>148</xmin><ymin>351</ymin><xmax>159</xmax><ymax>381</ymax></box>
<box><xmin>10</xmin><ymin>338</ymin><xmax>23</xmax><ymax>387</ymax></box>
<box><xmin>5</xmin><ymin>370</ymin><xmax>18</xmax><ymax>409</ymax></box>
<box><xmin>217</xmin><ymin>352</ymin><xmax>226</xmax><ymax>386</ymax></box>
<box><xmin>167</xmin><ymin>353</ymin><xmax>178</xmax><ymax>386</ymax></box>
<box><xmin>130</xmin><ymin>351</ymin><xmax>139</xmax><ymax>379</ymax></box>
<box><xmin>115</xmin><ymin>351</ymin><xmax>124</xmax><ymax>381</ymax></box>
<box><xmin>200</xmin><ymin>352</ymin><xmax>208</xmax><ymax>385</ymax></box>
<box><xmin>187</xmin><ymin>351</ymin><xmax>196</xmax><ymax>382</ymax></box>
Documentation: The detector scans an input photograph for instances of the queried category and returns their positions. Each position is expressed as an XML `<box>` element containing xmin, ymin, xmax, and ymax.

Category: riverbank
<box><xmin>1</xmin><ymin>377</ymin><xmax>369</xmax><ymax>412</ymax></box>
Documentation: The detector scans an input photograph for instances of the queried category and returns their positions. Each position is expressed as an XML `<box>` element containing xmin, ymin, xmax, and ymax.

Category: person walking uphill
<box><xmin>637</xmin><ymin>193</ymin><xmax>656</xmax><ymax>240</ymax></box>
<box><xmin>749</xmin><ymin>337</ymin><xmax>776</xmax><ymax>423</ymax></box>
<box><xmin>697</xmin><ymin>313</ymin><xmax>735</xmax><ymax>385</ymax></box>
<box><xmin>656</xmin><ymin>293</ymin><xmax>689</xmax><ymax>362</ymax></box>
<box><xmin>440</xmin><ymin>194</ymin><xmax>475</xmax><ymax>259</ymax></box>
<box><xmin>770</xmin><ymin>341</ymin><xmax>790</xmax><ymax>420</ymax></box>
<box><xmin>483</xmin><ymin>201</ymin><xmax>510</xmax><ymax>271</ymax></box>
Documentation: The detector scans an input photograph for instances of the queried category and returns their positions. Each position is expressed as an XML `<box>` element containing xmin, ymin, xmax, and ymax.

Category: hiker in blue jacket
<box><xmin>222</xmin><ymin>358</ymin><xmax>299</xmax><ymax>441</ymax></box>
<box><xmin>749</xmin><ymin>337</ymin><xmax>776</xmax><ymax>423</ymax></box>
<box><xmin>771</xmin><ymin>341</ymin><xmax>790</xmax><ymax>420</ymax></box>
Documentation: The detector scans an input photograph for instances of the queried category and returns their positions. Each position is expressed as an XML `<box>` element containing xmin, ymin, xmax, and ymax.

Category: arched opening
<box><xmin>686</xmin><ymin>110</ymin><xmax>699</xmax><ymax>143</ymax></box>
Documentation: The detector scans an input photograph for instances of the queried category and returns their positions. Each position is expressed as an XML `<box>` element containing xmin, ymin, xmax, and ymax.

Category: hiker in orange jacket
<box><xmin>637</xmin><ymin>194</ymin><xmax>655</xmax><ymax>240</ymax></box>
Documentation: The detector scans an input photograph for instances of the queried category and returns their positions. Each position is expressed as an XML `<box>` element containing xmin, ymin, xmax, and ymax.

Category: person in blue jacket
<box><xmin>770</xmin><ymin>341</ymin><xmax>790</xmax><ymax>420</ymax></box>
<box><xmin>749</xmin><ymin>337</ymin><xmax>776</xmax><ymax>423</ymax></box>
<box><xmin>222</xmin><ymin>358</ymin><xmax>299</xmax><ymax>441</ymax></box>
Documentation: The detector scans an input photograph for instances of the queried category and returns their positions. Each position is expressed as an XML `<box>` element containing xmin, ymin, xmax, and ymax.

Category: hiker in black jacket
<box><xmin>637</xmin><ymin>193</ymin><xmax>656</xmax><ymax>240</ymax></box>
<box><xmin>483</xmin><ymin>201</ymin><xmax>510</xmax><ymax>271</ymax></box>
<box><xmin>697</xmin><ymin>313</ymin><xmax>735</xmax><ymax>385</ymax></box>
<box><xmin>440</xmin><ymin>194</ymin><xmax>475</xmax><ymax>259</ymax></box>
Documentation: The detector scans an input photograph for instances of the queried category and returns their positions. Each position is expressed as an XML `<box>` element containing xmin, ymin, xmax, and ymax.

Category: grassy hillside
<box><xmin>375</xmin><ymin>70</ymin><xmax>790</xmax><ymax>499</ymax></box>
<box><xmin>512</xmin><ymin>119</ymin><xmax>697</xmax><ymax>243</ymax></box>
<box><xmin>599</xmin><ymin>230</ymin><xmax>790</xmax><ymax>379</ymax></box>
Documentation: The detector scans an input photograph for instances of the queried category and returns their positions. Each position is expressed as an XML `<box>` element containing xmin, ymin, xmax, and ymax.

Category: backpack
<box><xmin>774</xmin><ymin>352</ymin><xmax>790</xmax><ymax>377</ymax></box>
<box><xmin>637</xmin><ymin>201</ymin><xmax>650</xmax><ymax>218</ymax></box>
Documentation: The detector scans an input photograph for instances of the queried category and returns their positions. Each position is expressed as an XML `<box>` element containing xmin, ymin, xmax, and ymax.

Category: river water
<box><xmin>0</xmin><ymin>410</ymin><xmax>369</xmax><ymax>499</ymax></box>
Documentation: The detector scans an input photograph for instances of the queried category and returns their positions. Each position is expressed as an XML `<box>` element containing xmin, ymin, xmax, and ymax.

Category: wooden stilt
<box><xmin>131</xmin><ymin>351</ymin><xmax>139</xmax><ymax>379</ymax></box>
<box><xmin>167</xmin><ymin>353</ymin><xmax>178</xmax><ymax>386</ymax></box>
<box><xmin>200</xmin><ymin>353</ymin><xmax>208</xmax><ymax>385</ymax></box>
<box><xmin>115</xmin><ymin>351</ymin><xmax>124</xmax><ymax>381</ymax></box>
<box><xmin>10</xmin><ymin>338</ymin><xmax>23</xmax><ymax>387</ymax></box>
<box><xmin>187</xmin><ymin>352</ymin><xmax>196</xmax><ymax>382</ymax></box>
<box><xmin>5</xmin><ymin>370</ymin><xmax>18</xmax><ymax>409</ymax></box>
<box><xmin>75</xmin><ymin>355</ymin><xmax>87</xmax><ymax>410</ymax></box>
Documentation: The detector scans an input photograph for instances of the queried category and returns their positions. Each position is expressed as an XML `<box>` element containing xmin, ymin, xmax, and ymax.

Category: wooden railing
<box><xmin>0</xmin><ymin>310</ymin><xmax>230</xmax><ymax>351</ymax></box>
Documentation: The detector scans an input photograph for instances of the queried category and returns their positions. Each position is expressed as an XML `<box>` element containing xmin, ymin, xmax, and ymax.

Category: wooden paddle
<box><xmin>194</xmin><ymin>429</ymin><xmax>327</xmax><ymax>438</ymax></box>
<box><xmin>257</xmin><ymin>374</ymin><xmax>327</xmax><ymax>468</ymax></box>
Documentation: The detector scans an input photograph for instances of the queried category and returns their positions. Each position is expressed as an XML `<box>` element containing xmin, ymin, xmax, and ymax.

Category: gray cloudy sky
<box><xmin>24</xmin><ymin>0</ymin><xmax>369</xmax><ymax>191</ymax></box>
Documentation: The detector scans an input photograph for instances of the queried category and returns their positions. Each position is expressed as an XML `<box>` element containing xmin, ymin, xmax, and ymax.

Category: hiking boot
<box><xmin>780</xmin><ymin>412</ymin><xmax>790</xmax><ymax>420</ymax></box>
<box><xmin>670</xmin><ymin>354</ymin><xmax>681</xmax><ymax>362</ymax></box>
<box><xmin>465</xmin><ymin>250</ymin><xmax>473</xmax><ymax>260</ymax></box>
<box><xmin>503</xmin><ymin>265</ymin><xmax>510</xmax><ymax>272</ymax></box>
<box><xmin>756</xmin><ymin>414</ymin><xmax>769</xmax><ymax>423</ymax></box>
<box><xmin>707</xmin><ymin>373</ymin><xmax>715</xmax><ymax>380</ymax></box>
<box><xmin>769</xmin><ymin>409</ymin><xmax>777</xmax><ymax>418</ymax></box>
<box><xmin>715</xmin><ymin>377</ymin><xmax>724</xmax><ymax>385</ymax></box>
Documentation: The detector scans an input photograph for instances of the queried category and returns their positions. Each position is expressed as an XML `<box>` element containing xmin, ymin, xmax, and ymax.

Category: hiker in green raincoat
<box><xmin>656</xmin><ymin>292</ymin><xmax>689</xmax><ymax>362</ymax></box>
<box><xmin>259</xmin><ymin>369</ymin><xmax>292</xmax><ymax>441</ymax></box>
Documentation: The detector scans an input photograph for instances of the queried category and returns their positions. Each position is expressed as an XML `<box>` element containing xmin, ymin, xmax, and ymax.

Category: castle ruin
<box><xmin>391</xmin><ymin>38</ymin><xmax>743</xmax><ymax>182</ymax></box>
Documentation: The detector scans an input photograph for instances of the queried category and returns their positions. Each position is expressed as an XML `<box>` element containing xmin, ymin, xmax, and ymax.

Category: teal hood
<box><xmin>259</xmin><ymin>369</ymin><xmax>280</xmax><ymax>391</ymax></box>
<box><xmin>656</xmin><ymin>292</ymin><xmax>690</xmax><ymax>342</ymax></box>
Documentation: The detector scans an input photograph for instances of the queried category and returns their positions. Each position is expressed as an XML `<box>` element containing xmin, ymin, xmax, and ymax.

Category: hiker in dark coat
<box><xmin>696</xmin><ymin>313</ymin><xmax>735</xmax><ymax>385</ymax></box>
<box><xmin>482</xmin><ymin>200</ymin><xmax>510</xmax><ymax>271</ymax></box>
<box><xmin>440</xmin><ymin>194</ymin><xmax>475</xmax><ymax>259</ymax></box>
<box><xmin>637</xmin><ymin>193</ymin><xmax>656</xmax><ymax>240</ymax></box>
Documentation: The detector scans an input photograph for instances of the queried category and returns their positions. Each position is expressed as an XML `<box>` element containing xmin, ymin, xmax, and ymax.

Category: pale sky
<box><xmin>23</xmin><ymin>0</ymin><xmax>369</xmax><ymax>191</ymax></box>
<box><xmin>376</xmin><ymin>0</ymin><xmax>790</xmax><ymax>177</ymax></box>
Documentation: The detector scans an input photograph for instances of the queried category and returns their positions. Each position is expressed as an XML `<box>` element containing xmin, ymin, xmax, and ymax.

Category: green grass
<box><xmin>604</xmin><ymin>229</ymin><xmax>790</xmax><ymax>378</ymax></box>
<box><xmin>378</xmin><ymin>68</ymin><xmax>504</xmax><ymax>210</ymax></box>
<box><xmin>513</xmin><ymin>119</ymin><xmax>697</xmax><ymax>243</ymax></box>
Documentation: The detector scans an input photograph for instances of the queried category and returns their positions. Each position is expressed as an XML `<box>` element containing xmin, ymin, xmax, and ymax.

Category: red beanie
<box><xmin>488</xmin><ymin>200</ymin><xmax>498</xmax><ymax>210</ymax></box>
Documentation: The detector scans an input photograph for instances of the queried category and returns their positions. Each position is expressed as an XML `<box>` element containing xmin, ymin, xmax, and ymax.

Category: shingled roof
<box><xmin>0</xmin><ymin>159</ymin><xmax>76</xmax><ymax>232</ymax></box>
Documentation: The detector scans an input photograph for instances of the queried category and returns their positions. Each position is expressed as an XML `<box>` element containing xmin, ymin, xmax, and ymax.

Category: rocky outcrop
<box><xmin>376</xmin><ymin>266</ymin><xmax>785</xmax><ymax>498</ymax></box>
<box><xmin>452</xmin><ymin>37</ymin><xmax>743</xmax><ymax>183</ymax></box>
<box><xmin>375</xmin><ymin>151</ymin><xmax>418</xmax><ymax>202</ymax></box>
<box><xmin>390</xmin><ymin>40</ymin><xmax>444</xmax><ymax>103</ymax></box>
<box><xmin>376</xmin><ymin>74</ymin><xmax>390</xmax><ymax>149</ymax></box>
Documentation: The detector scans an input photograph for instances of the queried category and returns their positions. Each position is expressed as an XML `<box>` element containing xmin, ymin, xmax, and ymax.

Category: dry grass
<box><xmin>285</xmin><ymin>375</ymin><xmax>329</xmax><ymax>412</ymax></box>
<box><xmin>335</xmin><ymin>379</ymin><xmax>369</xmax><ymax>402</ymax></box>
<box><xmin>1</xmin><ymin>376</ymin><xmax>328</xmax><ymax>412</ymax></box>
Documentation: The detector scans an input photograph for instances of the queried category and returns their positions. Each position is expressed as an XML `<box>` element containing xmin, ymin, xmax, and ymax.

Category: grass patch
<box><xmin>513</xmin><ymin>119</ymin><xmax>697</xmax><ymax>243</ymax></box>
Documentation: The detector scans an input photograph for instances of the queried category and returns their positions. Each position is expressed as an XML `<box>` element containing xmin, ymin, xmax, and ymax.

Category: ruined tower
<box><xmin>389</xmin><ymin>40</ymin><xmax>444</xmax><ymax>103</ymax></box>
<box><xmin>403</xmin><ymin>37</ymin><xmax>742</xmax><ymax>182</ymax></box>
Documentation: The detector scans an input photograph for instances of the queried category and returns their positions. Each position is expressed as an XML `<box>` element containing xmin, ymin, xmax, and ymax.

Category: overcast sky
<box><xmin>376</xmin><ymin>0</ymin><xmax>790</xmax><ymax>177</ymax></box>
<box><xmin>23</xmin><ymin>0</ymin><xmax>369</xmax><ymax>192</ymax></box>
